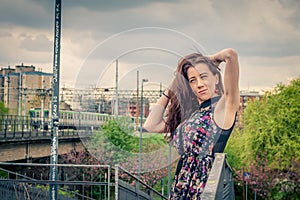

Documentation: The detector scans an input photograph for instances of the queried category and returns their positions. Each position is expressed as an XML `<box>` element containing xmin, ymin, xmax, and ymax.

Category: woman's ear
<box><xmin>215</xmin><ymin>74</ymin><xmax>219</xmax><ymax>85</ymax></box>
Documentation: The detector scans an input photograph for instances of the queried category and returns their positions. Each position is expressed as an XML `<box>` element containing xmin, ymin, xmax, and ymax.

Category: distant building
<box><xmin>110</xmin><ymin>97</ymin><xmax>149</xmax><ymax>117</ymax></box>
<box><xmin>0</xmin><ymin>64</ymin><xmax>52</xmax><ymax>115</ymax></box>
<box><xmin>237</xmin><ymin>90</ymin><xmax>263</xmax><ymax>128</ymax></box>
<box><xmin>128</xmin><ymin>98</ymin><xmax>149</xmax><ymax>118</ymax></box>
<box><xmin>0</xmin><ymin>65</ymin><xmax>261</xmax><ymax>125</ymax></box>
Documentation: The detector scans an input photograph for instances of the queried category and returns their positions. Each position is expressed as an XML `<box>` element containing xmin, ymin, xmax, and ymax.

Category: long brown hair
<box><xmin>165</xmin><ymin>52</ymin><xmax>224</xmax><ymax>138</ymax></box>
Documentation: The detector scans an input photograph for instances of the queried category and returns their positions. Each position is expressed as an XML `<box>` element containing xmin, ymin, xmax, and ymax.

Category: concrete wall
<box><xmin>0</xmin><ymin>139</ymin><xmax>84</xmax><ymax>162</ymax></box>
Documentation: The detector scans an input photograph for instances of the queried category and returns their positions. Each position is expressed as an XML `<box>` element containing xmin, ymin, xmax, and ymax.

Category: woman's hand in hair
<box><xmin>208</xmin><ymin>55</ymin><xmax>223</xmax><ymax>68</ymax></box>
<box><xmin>208</xmin><ymin>48</ymin><xmax>238</xmax><ymax>66</ymax></box>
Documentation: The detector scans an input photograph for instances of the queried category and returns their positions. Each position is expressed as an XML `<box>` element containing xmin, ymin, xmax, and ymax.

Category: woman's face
<box><xmin>187</xmin><ymin>63</ymin><xmax>218</xmax><ymax>104</ymax></box>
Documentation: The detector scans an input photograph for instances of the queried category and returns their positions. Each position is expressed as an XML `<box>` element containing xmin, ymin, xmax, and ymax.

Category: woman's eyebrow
<box><xmin>188</xmin><ymin>72</ymin><xmax>208</xmax><ymax>79</ymax></box>
<box><xmin>188</xmin><ymin>75</ymin><xmax>196</xmax><ymax>80</ymax></box>
<box><xmin>196</xmin><ymin>72</ymin><xmax>208</xmax><ymax>77</ymax></box>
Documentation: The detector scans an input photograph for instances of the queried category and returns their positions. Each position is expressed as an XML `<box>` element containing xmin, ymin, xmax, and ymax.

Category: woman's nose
<box><xmin>197</xmin><ymin>79</ymin><xmax>204</xmax><ymax>87</ymax></box>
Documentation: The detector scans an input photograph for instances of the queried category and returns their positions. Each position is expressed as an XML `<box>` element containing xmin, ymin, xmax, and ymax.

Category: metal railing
<box><xmin>114</xmin><ymin>164</ymin><xmax>168</xmax><ymax>200</ymax></box>
<box><xmin>0</xmin><ymin>162</ymin><xmax>111</xmax><ymax>200</ymax></box>
<box><xmin>0</xmin><ymin>162</ymin><xmax>168</xmax><ymax>200</ymax></box>
<box><xmin>202</xmin><ymin>153</ymin><xmax>235</xmax><ymax>200</ymax></box>
<box><xmin>0</xmin><ymin>115</ymin><xmax>80</xmax><ymax>140</ymax></box>
<box><xmin>0</xmin><ymin>116</ymin><xmax>100</xmax><ymax>143</ymax></box>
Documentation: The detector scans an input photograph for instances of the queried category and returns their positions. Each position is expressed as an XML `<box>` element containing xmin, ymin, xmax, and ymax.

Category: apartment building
<box><xmin>0</xmin><ymin>64</ymin><xmax>261</xmax><ymax>124</ymax></box>
<box><xmin>0</xmin><ymin>64</ymin><xmax>52</xmax><ymax>115</ymax></box>
<box><xmin>237</xmin><ymin>90</ymin><xmax>263</xmax><ymax>128</ymax></box>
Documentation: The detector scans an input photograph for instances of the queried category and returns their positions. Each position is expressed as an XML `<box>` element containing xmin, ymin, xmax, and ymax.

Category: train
<box><xmin>28</xmin><ymin>108</ymin><xmax>138</xmax><ymax>130</ymax></box>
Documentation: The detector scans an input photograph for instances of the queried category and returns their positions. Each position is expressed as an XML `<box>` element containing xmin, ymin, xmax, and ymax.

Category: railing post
<box><xmin>4</xmin><ymin>118</ymin><xmax>7</xmax><ymax>138</ymax></box>
<box><xmin>107</xmin><ymin>168</ymin><xmax>110</xmax><ymax>200</ymax></box>
<box><xmin>13</xmin><ymin>116</ymin><xmax>16</xmax><ymax>138</ymax></box>
<box><xmin>115</xmin><ymin>164</ymin><xmax>118</xmax><ymax>200</ymax></box>
<box><xmin>202</xmin><ymin>153</ymin><xmax>226</xmax><ymax>200</ymax></box>
<box><xmin>21</xmin><ymin>117</ymin><xmax>24</xmax><ymax>138</ymax></box>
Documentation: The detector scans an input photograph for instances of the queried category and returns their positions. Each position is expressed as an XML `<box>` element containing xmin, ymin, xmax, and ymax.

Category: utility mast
<box><xmin>49</xmin><ymin>0</ymin><xmax>62</xmax><ymax>199</ymax></box>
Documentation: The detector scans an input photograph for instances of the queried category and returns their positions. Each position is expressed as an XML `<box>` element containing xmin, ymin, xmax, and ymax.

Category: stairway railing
<box><xmin>202</xmin><ymin>153</ymin><xmax>235</xmax><ymax>200</ymax></box>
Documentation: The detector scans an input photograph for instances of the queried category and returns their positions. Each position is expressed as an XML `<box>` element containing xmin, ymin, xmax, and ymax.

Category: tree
<box><xmin>88</xmin><ymin>117</ymin><xmax>169</xmax><ymax>187</ymax></box>
<box><xmin>0</xmin><ymin>101</ymin><xmax>9</xmax><ymax>114</ymax></box>
<box><xmin>225</xmin><ymin>77</ymin><xmax>300</xmax><ymax>198</ymax></box>
<box><xmin>243</xmin><ymin>78</ymin><xmax>300</xmax><ymax>169</ymax></box>
<box><xmin>61</xmin><ymin>116</ymin><xmax>170</xmax><ymax>199</ymax></box>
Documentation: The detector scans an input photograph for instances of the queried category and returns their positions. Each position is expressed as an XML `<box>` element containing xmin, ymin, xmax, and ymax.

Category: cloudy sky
<box><xmin>0</xmin><ymin>0</ymin><xmax>299</xmax><ymax>92</ymax></box>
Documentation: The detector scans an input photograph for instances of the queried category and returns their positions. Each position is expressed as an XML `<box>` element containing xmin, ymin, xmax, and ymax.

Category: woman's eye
<box><xmin>201</xmin><ymin>75</ymin><xmax>207</xmax><ymax>79</ymax></box>
<box><xmin>189</xmin><ymin>79</ymin><xmax>195</xmax><ymax>83</ymax></box>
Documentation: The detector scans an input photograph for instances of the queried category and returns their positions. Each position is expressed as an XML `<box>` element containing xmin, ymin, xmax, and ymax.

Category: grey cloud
<box><xmin>0</xmin><ymin>31</ymin><xmax>12</xmax><ymax>37</ymax></box>
<box><xmin>19</xmin><ymin>34</ymin><xmax>52</xmax><ymax>52</ymax></box>
<box><xmin>0</xmin><ymin>0</ymin><xmax>53</xmax><ymax>29</ymax></box>
<box><xmin>279</xmin><ymin>0</ymin><xmax>300</xmax><ymax>30</ymax></box>
<box><xmin>0</xmin><ymin>0</ymin><xmax>299</xmax><ymax>90</ymax></box>
<box><xmin>60</xmin><ymin>0</ymin><xmax>178</xmax><ymax>11</ymax></box>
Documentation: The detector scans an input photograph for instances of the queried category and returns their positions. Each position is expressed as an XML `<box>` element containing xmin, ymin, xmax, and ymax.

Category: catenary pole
<box><xmin>114</xmin><ymin>59</ymin><xmax>119</xmax><ymax>116</ymax></box>
<box><xmin>49</xmin><ymin>0</ymin><xmax>62</xmax><ymax>199</ymax></box>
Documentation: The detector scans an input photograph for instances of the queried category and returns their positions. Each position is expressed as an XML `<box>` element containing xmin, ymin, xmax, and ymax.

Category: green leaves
<box><xmin>89</xmin><ymin>116</ymin><xmax>167</xmax><ymax>166</ymax></box>
<box><xmin>227</xmin><ymin>78</ymin><xmax>300</xmax><ymax>170</ymax></box>
<box><xmin>0</xmin><ymin>101</ymin><xmax>9</xmax><ymax>114</ymax></box>
<box><xmin>225</xmin><ymin>78</ymin><xmax>300</xmax><ymax>198</ymax></box>
<box><xmin>247</xmin><ymin>78</ymin><xmax>299</xmax><ymax>169</ymax></box>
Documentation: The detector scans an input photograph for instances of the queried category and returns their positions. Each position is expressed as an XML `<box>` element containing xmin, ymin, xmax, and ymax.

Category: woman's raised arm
<box><xmin>143</xmin><ymin>90</ymin><xmax>170</xmax><ymax>133</ymax></box>
<box><xmin>210</xmin><ymin>48</ymin><xmax>240</xmax><ymax>129</ymax></box>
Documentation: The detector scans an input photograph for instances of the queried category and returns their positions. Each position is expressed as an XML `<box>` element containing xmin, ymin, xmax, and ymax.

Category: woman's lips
<box><xmin>199</xmin><ymin>89</ymin><xmax>208</xmax><ymax>95</ymax></box>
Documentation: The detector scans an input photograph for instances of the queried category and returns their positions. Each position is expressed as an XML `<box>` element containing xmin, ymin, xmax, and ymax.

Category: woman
<box><xmin>143</xmin><ymin>48</ymin><xmax>240</xmax><ymax>199</ymax></box>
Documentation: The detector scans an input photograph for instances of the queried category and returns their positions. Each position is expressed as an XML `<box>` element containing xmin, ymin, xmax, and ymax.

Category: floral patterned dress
<box><xmin>170</xmin><ymin>96</ymin><xmax>234</xmax><ymax>200</ymax></box>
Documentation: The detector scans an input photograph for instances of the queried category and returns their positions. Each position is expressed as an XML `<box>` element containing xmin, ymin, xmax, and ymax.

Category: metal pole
<box><xmin>18</xmin><ymin>70</ymin><xmax>22</xmax><ymax>130</ymax></box>
<box><xmin>105</xmin><ymin>173</ymin><xmax>107</xmax><ymax>200</ymax></box>
<box><xmin>161</xmin><ymin>179</ymin><xmax>164</xmax><ymax>197</ymax></box>
<box><xmin>114</xmin><ymin>59</ymin><xmax>118</xmax><ymax>116</ymax></box>
<box><xmin>115</xmin><ymin>165</ymin><xmax>119</xmax><ymax>200</ymax></box>
<box><xmin>168</xmin><ymin>143</ymin><xmax>171</xmax><ymax>197</ymax></box>
<box><xmin>23</xmin><ymin>89</ymin><xmax>27</xmax><ymax>116</ymax></box>
<box><xmin>100</xmin><ymin>175</ymin><xmax>102</xmax><ymax>199</ymax></box>
<box><xmin>108</xmin><ymin>166</ymin><xmax>111</xmax><ymax>200</ymax></box>
<box><xmin>7</xmin><ymin>66</ymin><xmax>10</xmax><ymax>110</ymax></box>
<box><xmin>136</xmin><ymin>71</ymin><xmax>139</xmax><ymax>130</ymax></box>
<box><xmin>138</xmin><ymin>80</ymin><xmax>143</xmax><ymax>189</ymax></box>
<box><xmin>246</xmin><ymin>181</ymin><xmax>248</xmax><ymax>200</ymax></box>
<box><xmin>82</xmin><ymin>173</ymin><xmax>85</xmax><ymax>198</ymax></box>
<box><xmin>138</xmin><ymin>78</ymin><xmax>148</xmax><ymax>189</ymax></box>
<box><xmin>78</xmin><ymin>94</ymin><xmax>82</xmax><ymax>128</ymax></box>
<box><xmin>41</xmin><ymin>72</ymin><xmax>44</xmax><ymax>131</ymax></box>
<box><xmin>91</xmin><ymin>174</ymin><xmax>93</xmax><ymax>199</ymax></box>
<box><xmin>49</xmin><ymin>0</ymin><xmax>62</xmax><ymax>199</ymax></box>
<box><xmin>23</xmin><ymin>88</ymin><xmax>27</xmax><ymax>131</ymax></box>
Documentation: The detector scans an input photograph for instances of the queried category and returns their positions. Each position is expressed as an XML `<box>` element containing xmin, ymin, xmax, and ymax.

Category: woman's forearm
<box><xmin>143</xmin><ymin>90</ymin><xmax>170</xmax><ymax>133</ymax></box>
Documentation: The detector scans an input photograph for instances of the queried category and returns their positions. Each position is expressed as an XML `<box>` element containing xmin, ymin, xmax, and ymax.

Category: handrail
<box><xmin>114</xmin><ymin>164</ymin><xmax>168</xmax><ymax>200</ymax></box>
<box><xmin>202</xmin><ymin>153</ymin><xmax>235</xmax><ymax>200</ymax></box>
<box><xmin>0</xmin><ymin>162</ymin><xmax>167</xmax><ymax>200</ymax></box>
<box><xmin>0</xmin><ymin>162</ymin><xmax>111</xmax><ymax>200</ymax></box>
